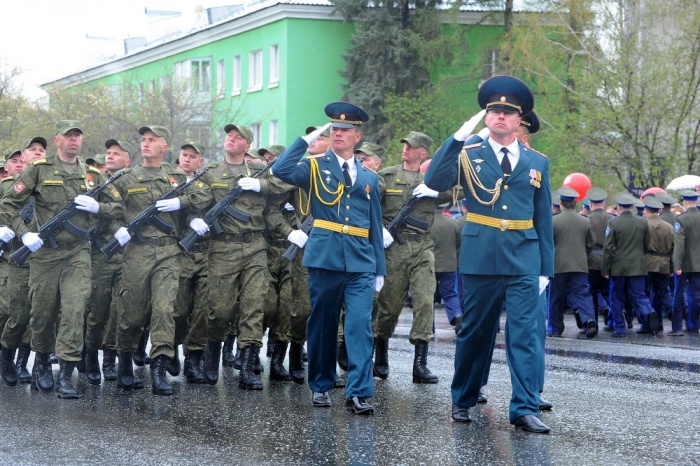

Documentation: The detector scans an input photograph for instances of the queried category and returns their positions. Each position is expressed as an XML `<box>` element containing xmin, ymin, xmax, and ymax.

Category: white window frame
<box><xmin>249</xmin><ymin>123</ymin><xmax>261</xmax><ymax>149</ymax></box>
<box><xmin>268</xmin><ymin>44</ymin><xmax>279</xmax><ymax>88</ymax></box>
<box><xmin>217</xmin><ymin>59</ymin><xmax>225</xmax><ymax>98</ymax></box>
<box><xmin>248</xmin><ymin>49</ymin><xmax>263</xmax><ymax>92</ymax></box>
<box><xmin>174</xmin><ymin>58</ymin><xmax>212</xmax><ymax>93</ymax></box>
<box><xmin>232</xmin><ymin>55</ymin><xmax>241</xmax><ymax>96</ymax></box>
<box><xmin>269</xmin><ymin>120</ymin><xmax>278</xmax><ymax>145</ymax></box>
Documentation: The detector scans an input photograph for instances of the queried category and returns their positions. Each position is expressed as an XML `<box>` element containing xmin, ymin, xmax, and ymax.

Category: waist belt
<box><xmin>313</xmin><ymin>219</ymin><xmax>369</xmax><ymax>238</ymax></box>
<box><xmin>646</xmin><ymin>251</ymin><xmax>670</xmax><ymax>257</ymax></box>
<box><xmin>191</xmin><ymin>242</ymin><xmax>209</xmax><ymax>253</ymax></box>
<box><xmin>466</xmin><ymin>212</ymin><xmax>533</xmax><ymax>231</ymax></box>
<box><xmin>400</xmin><ymin>231</ymin><xmax>428</xmax><ymax>242</ymax></box>
<box><xmin>136</xmin><ymin>236</ymin><xmax>178</xmax><ymax>247</ymax></box>
<box><xmin>212</xmin><ymin>232</ymin><xmax>257</xmax><ymax>243</ymax></box>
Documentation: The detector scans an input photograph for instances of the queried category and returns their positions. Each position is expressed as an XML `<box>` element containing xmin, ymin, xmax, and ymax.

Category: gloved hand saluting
<box><xmin>303</xmin><ymin>123</ymin><xmax>332</xmax><ymax>145</ymax></box>
<box><xmin>453</xmin><ymin>109</ymin><xmax>487</xmax><ymax>141</ymax></box>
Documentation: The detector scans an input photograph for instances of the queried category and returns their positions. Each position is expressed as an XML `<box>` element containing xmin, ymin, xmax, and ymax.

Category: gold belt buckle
<box><xmin>500</xmin><ymin>219</ymin><xmax>510</xmax><ymax>231</ymax></box>
<box><xmin>341</xmin><ymin>224</ymin><xmax>350</xmax><ymax>234</ymax></box>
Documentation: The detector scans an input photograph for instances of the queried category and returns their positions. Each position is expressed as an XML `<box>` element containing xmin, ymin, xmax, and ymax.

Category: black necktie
<box><xmin>342</xmin><ymin>162</ymin><xmax>352</xmax><ymax>189</ymax></box>
<box><xmin>500</xmin><ymin>147</ymin><xmax>512</xmax><ymax>176</ymax></box>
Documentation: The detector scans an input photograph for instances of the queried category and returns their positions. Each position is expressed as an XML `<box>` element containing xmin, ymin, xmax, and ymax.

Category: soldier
<box><xmin>426</xmin><ymin>75</ymin><xmax>554</xmax><ymax>433</ymax></box>
<box><xmin>670</xmin><ymin>190</ymin><xmax>700</xmax><ymax>334</ymax></box>
<box><xmin>355</xmin><ymin>142</ymin><xmax>384</xmax><ymax>172</ymax></box>
<box><xmin>86</xmin><ymin>139</ymin><xmax>134</xmax><ymax>383</ymax></box>
<box><xmin>601</xmin><ymin>193</ymin><xmax>659</xmax><ymax>336</ymax></box>
<box><xmin>86</xmin><ymin>154</ymin><xmax>107</xmax><ymax>173</ymax></box>
<box><xmin>373</xmin><ymin>130</ymin><xmax>450</xmax><ymax>383</ymax></box>
<box><xmin>189</xmin><ymin>123</ymin><xmax>289</xmax><ymax>391</ymax></box>
<box><xmin>586</xmin><ymin>188</ymin><xmax>614</xmax><ymax>325</ymax></box>
<box><xmin>0</xmin><ymin>121</ymin><xmax>123</xmax><ymax>398</ymax></box>
<box><xmin>656</xmin><ymin>193</ymin><xmax>677</xmax><ymax>226</ymax></box>
<box><xmin>547</xmin><ymin>187</ymin><xmax>597</xmax><ymax>338</ymax></box>
<box><xmin>274</xmin><ymin>102</ymin><xmax>385</xmax><ymax>414</ymax></box>
<box><xmin>429</xmin><ymin>203</ymin><xmax>462</xmax><ymax>334</ymax></box>
<box><xmin>642</xmin><ymin>196</ymin><xmax>674</xmax><ymax>334</ymax></box>
<box><xmin>110</xmin><ymin>125</ymin><xmax>207</xmax><ymax>395</ymax></box>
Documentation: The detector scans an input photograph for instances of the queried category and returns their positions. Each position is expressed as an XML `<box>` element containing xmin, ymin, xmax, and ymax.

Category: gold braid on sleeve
<box><xmin>299</xmin><ymin>158</ymin><xmax>344</xmax><ymax>217</ymax></box>
<box><xmin>459</xmin><ymin>149</ymin><xmax>503</xmax><ymax>208</ymax></box>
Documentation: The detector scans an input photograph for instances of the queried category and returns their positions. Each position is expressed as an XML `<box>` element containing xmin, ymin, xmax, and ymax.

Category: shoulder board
<box><xmin>525</xmin><ymin>147</ymin><xmax>548</xmax><ymax>158</ymax></box>
<box><xmin>1</xmin><ymin>176</ymin><xmax>14</xmax><ymax>183</ymax></box>
<box><xmin>169</xmin><ymin>168</ymin><xmax>187</xmax><ymax>177</ymax></box>
<box><xmin>463</xmin><ymin>143</ymin><xmax>481</xmax><ymax>150</ymax></box>
<box><xmin>303</xmin><ymin>154</ymin><xmax>325</xmax><ymax>159</ymax></box>
<box><xmin>361</xmin><ymin>166</ymin><xmax>379</xmax><ymax>176</ymax></box>
<box><xmin>88</xmin><ymin>166</ymin><xmax>102</xmax><ymax>174</ymax></box>
<box><xmin>33</xmin><ymin>158</ymin><xmax>48</xmax><ymax>165</ymax></box>
<box><xmin>378</xmin><ymin>165</ymin><xmax>398</xmax><ymax>176</ymax></box>
<box><xmin>204</xmin><ymin>161</ymin><xmax>219</xmax><ymax>169</ymax></box>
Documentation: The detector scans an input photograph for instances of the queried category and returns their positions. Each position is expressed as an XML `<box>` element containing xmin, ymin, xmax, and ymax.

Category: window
<box><xmin>232</xmin><ymin>55</ymin><xmax>241</xmax><ymax>95</ymax></box>
<box><xmin>217</xmin><ymin>59</ymin><xmax>225</xmax><ymax>97</ymax></box>
<box><xmin>269</xmin><ymin>120</ymin><xmax>278</xmax><ymax>145</ymax></box>
<box><xmin>249</xmin><ymin>123</ymin><xmax>261</xmax><ymax>149</ymax></box>
<box><xmin>248</xmin><ymin>50</ymin><xmax>263</xmax><ymax>92</ymax></box>
<box><xmin>481</xmin><ymin>49</ymin><xmax>503</xmax><ymax>85</ymax></box>
<box><xmin>269</xmin><ymin>44</ymin><xmax>279</xmax><ymax>87</ymax></box>
<box><xmin>174</xmin><ymin>58</ymin><xmax>211</xmax><ymax>92</ymax></box>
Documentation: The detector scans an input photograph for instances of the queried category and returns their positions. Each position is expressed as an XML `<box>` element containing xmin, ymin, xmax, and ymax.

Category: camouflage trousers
<box><xmin>28</xmin><ymin>243</ymin><xmax>92</xmax><ymax>360</ymax></box>
<box><xmin>84</xmin><ymin>250</ymin><xmax>123</xmax><ymax>350</ymax></box>
<box><xmin>263</xmin><ymin>245</ymin><xmax>292</xmax><ymax>343</ymax></box>
<box><xmin>116</xmin><ymin>241</ymin><xmax>179</xmax><ymax>359</ymax></box>
<box><xmin>207</xmin><ymin>234</ymin><xmax>267</xmax><ymax>349</ymax></box>
<box><xmin>374</xmin><ymin>239</ymin><xmax>436</xmax><ymax>344</ymax></box>
<box><xmin>0</xmin><ymin>261</ymin><xmax>31</xmax><ymax>350</ymax></box>
<box><xmin>288</xmin><ymin>248</ymin><xmax>312</xmax><ymax>344</ymax></box>
<box><xmin>174</xmin><ymin>246</ymin><xmax>209</xmax><ymax>351</ymax></box>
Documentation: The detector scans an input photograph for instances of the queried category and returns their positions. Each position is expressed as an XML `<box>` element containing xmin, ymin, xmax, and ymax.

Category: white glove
<box><xmin>454</xmin><ymin>109</ymin><xmax>487</xmax><ymax>141</ymax></box>
<box><xmin>382</xmin><ymin>228</ymin><xmax>394</xmax><ymax>249</ymax></box>
<box><xmin>190</xmin><ymin>218</ymin><xmax>209</xmax><ymax>236</ymax></box>
<box><xmin>0</xmin><ymin>226</ymin><xmax>15</xmax><ymax>243</ymax></box>
<box><xmin>155</xmin><ymin>198</ymin><xmax>181</xmax><ymax>212</ymax></box>
<box><xmin>374</xmin><ymin>275</ymin><xmax>385</xmax><ymax>292</ymax></box>
<box><xmin>412</xmin><ymin>184</ymin><xmax>439</xmax><ymax>198</ymax></box>
<box><xmin>20</xmin><ymin>232</ymin><xmax>43</xmax><ymax>252</ymax></box>
<box><xmin>538</xmin><ymin>276</ymin><xmax>549</xmax><ymax>295</ymax></box>
<box><xmin>302</xmin><ymin>122</ymin><xmax>332</xmax><ymax>144</ymax></box>
<box><xmin>74</xmin><ymin>195</ymin><xmax>100</xmax><ymax>214</ymax></box>
<box><xmin>238</xmin><ymin>177</ymin><xmax>261</xmax><ymax>192</ymax></box>
<box><xmin>477</xmin><ymin>127</ymin><xmax>490</xmax><ymax>140</ymax></box>
<box><xmin>114</xmin><ymin>227</ymin><xmax>131</xmax><ymax>246</ymax></box>
<box><xmin>284</xmin><ymin>202</ymin><xmax>295</xmax><ymax>211</ymax></box>
<box><xmin>287</xmin><ymin>230</ymin><xmax>308</xmax><ymax>248</ymax></box>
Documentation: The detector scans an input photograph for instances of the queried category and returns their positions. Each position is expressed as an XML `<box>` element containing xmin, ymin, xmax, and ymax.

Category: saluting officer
<box><xmin>670</xmin><ymin>190</ymin><xmax>700</xmax><ymax>334</ymax></box>
<box><xmin>425</xmin><ymin>75</ymin><xmax>554</xmax><ymax>433</ymax></box>
<box><xmin>586</xmin><ymin>187</ymin><xmax>614</xmax><ymax>324</ymax></box>
<box><xmin>273</xmin><ymin>102</ymin><xmax>386</xmax><ymax>415</ymax></box>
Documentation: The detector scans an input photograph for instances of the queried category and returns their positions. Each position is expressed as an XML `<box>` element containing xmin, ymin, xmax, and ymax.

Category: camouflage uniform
<box><xmin>0</xmin><ymin>155</ymin><xmax>123</xmax><ymax>360</ymax></box>
<box><xmin>174</xmin><ymin>243</ymin><xmax>209</xmax><ymax>351</ymax></box>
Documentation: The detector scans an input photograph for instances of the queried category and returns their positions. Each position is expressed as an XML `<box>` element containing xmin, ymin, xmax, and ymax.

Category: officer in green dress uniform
<box><xmin>671</xmin><ymin>190</ymin><xmax>700</xmax><ymax>333</ymax></box>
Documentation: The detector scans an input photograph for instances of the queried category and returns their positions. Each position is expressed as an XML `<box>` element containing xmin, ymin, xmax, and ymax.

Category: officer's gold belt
<box><xmin>313</xmin><ymin>219</ymin><xmax>369</xmax><ymax>238</ymax></box>
<box><xmin>466</xmin><ymin>212</ymin><xmax>533</xmax><ymax>231</ymax></box>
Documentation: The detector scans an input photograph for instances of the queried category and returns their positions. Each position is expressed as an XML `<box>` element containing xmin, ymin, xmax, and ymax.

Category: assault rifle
<box><xmin>101</xmin><ymin>168</ymin><xmax>208</xmax><ymax>259</ymax></box>
<box><xmin>179</xmin><ymin>161</ymin><xmax>274</xmax><ymax>252</ymax></box>
<box><xmin>11</xmin><ymin>171</ymin><xmax>125</xmax><ymax>266</ymax></box>
<box><xmin>385</xmin><ymin>195</ymin><xmax>429</xmax><ymax>245</ymax></box>
<box><xmin>282</xmin><ymin>214</ymin><xmax>313</xmax><ymax>263</ymax></box>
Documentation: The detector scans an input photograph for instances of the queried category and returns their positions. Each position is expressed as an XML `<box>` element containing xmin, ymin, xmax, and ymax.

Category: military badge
<box><xmin>13</xmin><ymin>180</ymin><xmax>26</xmax><ymax>194</ymax></box>
<box><xmin>86</xmin><ymin>173</ymin><xmax>95</xmax><ymax>188</ymax></box>
<box><xmin>366</xmin><ymin>184</ymin><xmax>371</xmax><ymax>200</ymax></box>
<box><xmin>476</xmin><ymin>165</ymin><xmax>481</xmax><ymax>173</ymax></box>
<box><xmin>529</xmin><ymin>169</ymin><xmax>541</xmax><ymax>188</ymax></box>
<box><xmin>472</xmin><ymin>159</ymin><xmax>484</xmax><ymax>164</ymax></box>
<box><xmin>675</xmin><ymin>222</ymin><xmax>681</xmax><ymax>232</ymax></box>
<box><xmin>325</xmin><ymin>176</ymin><xmax>331</xmax><ymax>185</ymax></box>
<box><xmin>169</xmin><ymin>176</ymin><xmax>178</xmax><ymax>187</ymax></box>
<box><xmin>605</xmin><ymin>226</ymin><xmax>610</xmax><ymax>237</ymax></box>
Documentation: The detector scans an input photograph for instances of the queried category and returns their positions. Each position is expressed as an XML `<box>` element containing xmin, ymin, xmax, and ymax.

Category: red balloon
<box><xmin>420</xmin><ymin>159</ymin><xmax>431</xmax><ymax>174</ymax></box>
<box><xmin>641</xmin><ymin>187</ymin><xmax>667</xmax><ymax>197</ymax></box>
<box><xmin>562</xmin><ymin>173</ymin><xmax>592</xmax><ymax>201</ymax></box>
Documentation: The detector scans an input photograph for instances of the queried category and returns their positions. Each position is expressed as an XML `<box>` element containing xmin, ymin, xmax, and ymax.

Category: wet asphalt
<box><xmin>0</xmin><ymin>308</ymin><xmax>698</xmax><ymax>465</ymax></box>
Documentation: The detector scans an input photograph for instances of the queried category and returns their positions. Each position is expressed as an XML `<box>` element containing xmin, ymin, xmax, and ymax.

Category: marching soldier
<box><xmin>274</xmin><ymin>102</ymin><xmax>386</xmax><ymax>414</ymax></box>
<box><xmin>656</xmin><ymin>192</ymin><xmax>677</xmax><ymax>226</ymax></box>
<box><xmin>586</xmin><ymin>188</ymin><xmax>614</xmax><ymax>325</ymax></box>
<box><xmin>642</xmin><ymin>196</ymin><xmax>673</xmax><ymax>334</ymax></box>
<box><xmin>670</xmin><ymin>190</ymin><xmax>700</xmax><ymax>334</ymax></box>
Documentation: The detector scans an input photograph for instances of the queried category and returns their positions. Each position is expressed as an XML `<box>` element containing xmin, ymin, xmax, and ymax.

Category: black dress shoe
<box><xmin>539</xmin><ymin>397</ymin><xmax>553</xmax><ymax>410</ymax></box>
<box><xmin>451</xmin><ymin>403</ymin><xmax>471</xmax><ymax>422</ymax></box>
<box><xmin>333</xmin><ymin>375</ymin><xmax>346</xmax><ymax>388</ymax></box>
<box><xmin>512</xmin><ymin>414</ymin><xmax>550</xmax><ymax>433</ymax></box>
<box><xmin>648</xmin><ymin>311</ymin><xmax>660</xmax><ymax>335</ymax></box>
<box><xmin>636</xmin><ymin>327</ymin><xmax>651</xmax><ymax>334</ymax></box>
<box><xmin>585</xmin><ymin>320</ymin><xmax>598</xmax><ymax>339</ymax></box>
<box><xmin>346</xmin><ymin>396</ymin><xmax>374</xmax><ymax>415</ymax></box>
<box><xmin>477</xmin><ymin>387</ymin><xmax>487</xmax><ymax>403</ymax></box>
<box><xmin>547</xmin><ymin>332</ymin><xmax>562</xmax><ymax>338</ymax></box>
<box><xmin>611</xmin><ymin>332</ymin><xmax>626</xmax><ymax>338</ymax></box>
<box><xmin>312</xmin><ymin>391</ymin><xmax>331</xmax><ymax>407</ymax></box>
<box><xmin>603</xmin><ymin>325</ymin><xmax>613</xmax><ymax>332</ymax></box>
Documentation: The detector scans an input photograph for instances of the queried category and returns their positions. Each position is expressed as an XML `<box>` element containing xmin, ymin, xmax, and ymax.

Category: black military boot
<box><xmin>203</xmin><ymin>341</ymin><xmax>221</xmax><ymax>385</ymax></box>
<box><xmin>15</xmin><ymin>344</ymin><xmax>32</xmax><ymax>384</ymax></box>
<box><xmin>412</xmin><ymin>341</ymin><xmax>439</xmax><ymax>384</ymax></box>
<box><xmin>270</xmin><ymin>342</ymin><xmax>292</xmax><ymax>382</ymax></box>
<box><xmin>288</xmin><ymin>342</ymin><xmax>306</xmax><ymax>384</ymax></box>
<box><xmin>167</xmin><ymin>346</ymin><xmax>181</xmax><ymax>377</ymax></box>
<box><xmin>337</xmin><ymin>340</ymin><xmax>348</xmax><ymax>372</ymax></box>
<box><xmin>0</xmin><ymin>346</ymin><xmax>18</xmax><ymax>386</ymax></box>
<box><xmin>238</xmin><ymin>345</ymin><xmax>263</xmax><ymax>390</ymax></box>
<box><xmin>56</xmin><ymin>359</ymin><xmax>79</xmax><ymax>399</ymax></box>
<box><xmin>133</xmin><ymin>330</ymin><xmax>151</xmax><ymax>366</ymax></box>
<box><xmin>102</xmin><ymin>349</ymin><xmax>118</xmax><ymax>381</ymax></box>
<box><xmin>117</xmin><ymin>351</ymin><xmax>135</xmax><ymax>390</ymax></box>
<box><xmin>48</xmin><ymin>353</ymin><xmax>59</xmax><ymax>365</ymax></box>
<box><xmin>151</xmin><ymin>355</ymin><xmax>174</xmax><ymax>396</ymax></box>
<box><xmin>184</xmin><ymin>350</ymin><xmax>206</xmax><ymax>384</ymax></box>
<box><xmin>222</xmin><ymin>334</ymin><xmax>235</xmax><ymax>367</ymax></box>
<box><xmin>232</xmin><ymin>347</ymin><xmax>242</xmax><ymax>370</ymax></box>
<box><xmin>31</xmin><ymin>352</ymin><xmax>55</xmax><ymax>392</ymax></box>
<box><xmin>373</xmin><ymin>337</ymin><xmax>389</xmax><ymax>380</ymax></box>
<box><xmin>75</xmin><ymin>345</ymin><xmax>87</xmax><ymax>373</ymax></box>
<box><xmin>253</xmin><ymin>347</ymin><xmax>264</xmax><ymax>375</ymax></box>
<box><xmin>85</xmin><ymin>347</ymin><xmax>102</xmax><ymax>385</ymax></box>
